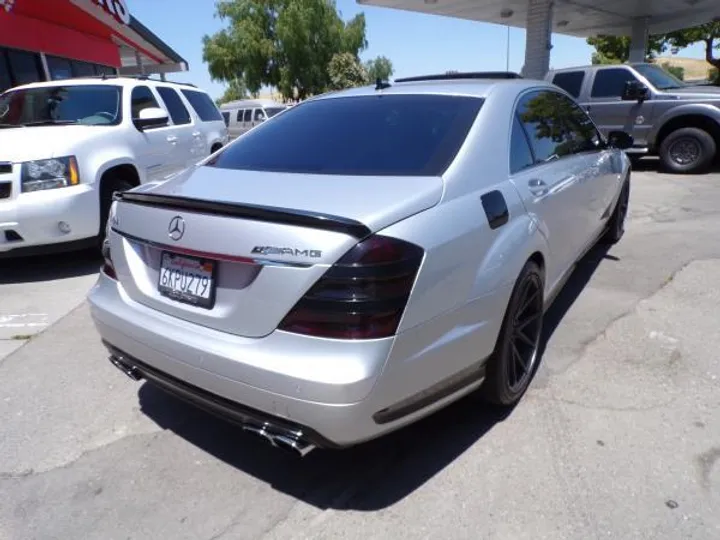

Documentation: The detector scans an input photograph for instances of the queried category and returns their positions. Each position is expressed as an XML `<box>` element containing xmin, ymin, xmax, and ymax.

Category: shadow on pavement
<box><xmin>631</xmin><ymin>156</ymin><xmax>720</xmax><ymax>174</ymax></box>
<box><xmin>136</xmin><ymin>241</ymin><xmax>617</xmax><ymax>511</ymax></box>
<box><xmin>0</xmin><ymin>249</ymin><xmax>100</xmax><ymax>285</ymax></box>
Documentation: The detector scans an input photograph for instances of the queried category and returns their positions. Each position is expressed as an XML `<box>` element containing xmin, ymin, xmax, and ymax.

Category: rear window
<box><xmin>552</xmin><ymin>71</ymin><xmax>585</xmax><ymax>98</ymax></box>
<box><xmin>207</xmin><ymin>95</ymin><xmax>483</xmax><ymax>176</ymax></box>
<box><xmin>180</xmin><ymin>89</ymin><xmax>223</xmax><ymax>122</ymax></box>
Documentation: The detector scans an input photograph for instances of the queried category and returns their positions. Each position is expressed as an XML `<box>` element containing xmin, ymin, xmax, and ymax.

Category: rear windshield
<box><xmin>206</xmin><ymin>94</ymin><xmax>483</xmax><ymax>176</ymax></box>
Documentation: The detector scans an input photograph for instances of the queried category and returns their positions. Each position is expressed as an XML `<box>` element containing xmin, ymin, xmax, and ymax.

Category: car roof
<box><xmin>311</xmin><ymin>77</ymin><xmax>555</xmax><ymax>102</ymax></box>
<box><xmin>6</xmin><ymin>76</ymin><xmax>203</xmax><ymax>93</ymax></box>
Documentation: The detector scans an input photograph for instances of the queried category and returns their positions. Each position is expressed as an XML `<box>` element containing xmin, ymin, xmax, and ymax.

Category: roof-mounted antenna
<box><xmin>375</xmin><ymin>78</ymin><xmax>391</xmax><ymax>90</ymax></box>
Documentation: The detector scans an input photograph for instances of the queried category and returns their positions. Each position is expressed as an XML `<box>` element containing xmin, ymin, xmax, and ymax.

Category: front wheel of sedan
<box><xmin>480</xmin><ymin>260</ymin><xmax>544</xmax><ymax>406</ymax></box>
<box><xmin>601</xmin><ymin>177</ymin><xmax>630</xmax><ymax>245</ymax></box>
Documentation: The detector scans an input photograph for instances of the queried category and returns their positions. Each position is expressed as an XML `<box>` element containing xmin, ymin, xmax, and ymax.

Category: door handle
<box><xmin>192</xmin><ymin>132</ymin><xmax>202</xmax><ymax>138</ymax></box>
<box><xmin>528</xmin><ymin>178</ymin><xmax>549</xmax><ymax>197</ymax></box>
<box><xmin>166</xmin><ymin>136</ymin><xmax>178</xmax><ymax>143</ymax></box>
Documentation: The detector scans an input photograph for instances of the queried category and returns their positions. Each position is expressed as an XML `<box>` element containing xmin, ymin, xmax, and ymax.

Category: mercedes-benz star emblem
<box><xmin>168</xmin><ymin>216</ymin><xmax>185</xmax><ymax>241</ymax></box>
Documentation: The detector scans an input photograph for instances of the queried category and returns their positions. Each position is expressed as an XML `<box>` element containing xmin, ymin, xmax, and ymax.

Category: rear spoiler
<box><xmin>113</xmin><ymin>192</ymin><xmax>372</xmax><ymax>239</ymax></box>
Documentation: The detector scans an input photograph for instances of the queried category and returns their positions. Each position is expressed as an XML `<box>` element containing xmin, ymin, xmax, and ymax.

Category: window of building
<box><xmin>6</xmin><ymin>49</ymin><xmax>43</xmax><ymax>86</ymax></box>
<box><xmin>0</xmin><ymin>52</ymin><xmax>11</xmax><ymax>93</ymax></box>
<box><xmin>181</xmin><ymin>89</ymin><xmax>223</xmax><ymax>122</ymax></box>
<box><xmin>156</xmin><ymin>87</ymin><xmax>191</xmax><ymax>125</ymax></box>
<box><xmin>72</xmin><ymin>61</ymin><xmax>96</xmax><ymax>78</ymax></box>
<box><xmin>47</xmin><ymin>56</ymin><xmax>74</xmax><ymax>80</ymax></box>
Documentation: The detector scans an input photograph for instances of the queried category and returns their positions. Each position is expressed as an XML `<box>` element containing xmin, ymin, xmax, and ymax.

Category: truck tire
<box><xmin>98</xmin><ymin>175</ymin><xmax>133</xmax><ymax>248</ymax></box>
<box><xmin>659</xmin><ymin>127</ymin><xmax>716</xmax><ymax>174</ymax></box>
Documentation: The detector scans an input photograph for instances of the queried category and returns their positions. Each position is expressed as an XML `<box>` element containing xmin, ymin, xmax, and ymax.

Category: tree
<box><xmin>216</xmin><ymin>78</ymin><xmax>250</xmax><ymax>106</ymax></box>
<box><xmin>587</xmin><ymin>35</ymin><xmax>668</xmax><ymax>64</ymax></box>
<box><xmin>327</xmin><ymin>52</ymin><xmax>368</xmax><ymax>89</ymax></box>
<box><xmin>660</xmin><ymin>62</ymin><xmax>685</xmax><ymax>81</ymax></box>
<box><xmin>664</xmin><ymin>22</ymin><xmax>720</xmax><ymax>75</ymax></box>
<box><xmin>202</xmin><ymin>0</ymin><xmax>368</xmax><ymax>100</ymax></box>
<box><xmin>364</xmin><ymin>56</ymin><xmax>394</xmax><ymax>81</ymax></box>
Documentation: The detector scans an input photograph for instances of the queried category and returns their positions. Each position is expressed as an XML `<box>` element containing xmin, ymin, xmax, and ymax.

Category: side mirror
<box><xmin>607</xmin><ymin>130</ymin><xmax>634</xmax><ymax>150</ymax></box>
<box><xmin>622</xmin><ymin>81</ymin><xmax>649</xmax><ymax>102</ymax></box>
<box><xmin>134</xmin><ymin>107</ymin><xmax>169</xmax><ymax>130</ymax></box>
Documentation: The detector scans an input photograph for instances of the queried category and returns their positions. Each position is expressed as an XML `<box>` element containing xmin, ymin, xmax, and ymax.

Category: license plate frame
<box><xmin>158</xmin><ymin>251</ymin><xmax>217</xmax><ymax>310</ymax></box>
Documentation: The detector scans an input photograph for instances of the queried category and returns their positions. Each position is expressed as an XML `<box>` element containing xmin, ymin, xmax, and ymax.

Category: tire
<box><xmin>480</xmin><ymin>260</ymin><xmax>544</xmax><ymax>406</ymax></box>
<box><xmin>659</xmin><ymin>127</ymin><xmax>716</xmax><ymax>174</ymax></box>
<box><xmin>98</xmin><ymin>176</ymin><xmax>133</xmax><ymax>248</ymax></box>
<box><xmin>601</xmin><ymin>177</ymin><xmax>630</xmax><ymax>245</ymax></box>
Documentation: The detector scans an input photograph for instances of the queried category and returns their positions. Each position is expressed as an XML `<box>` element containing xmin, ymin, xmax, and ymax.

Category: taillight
<box><xmin>101</xmin><ymin>238</ymin><xmax>117</xmax><ymax>280</ymax></box>
<box><xmin>279</xmin><ymin>235</ymin><xmax>424</xmax><ymax>339</ymax></box>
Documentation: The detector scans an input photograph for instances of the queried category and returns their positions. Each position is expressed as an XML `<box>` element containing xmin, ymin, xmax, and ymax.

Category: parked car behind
<box><xmin>90</xmin><ymin>73</ymin><xmax>633</xmax><ymax>456</ymax></box>
<box><xmin>546</xmin><ymin>63</ymin><xmax>720</xmax><ymax>174</ymax></box>
<box><xmin>0</xmin><ymin>75</ymin><xmax>228</xmax><ymax>258</ymax></box>
<box><xmin>219</xmin><ymin>99</ymin><xmax>288</xmax><ymax>139</ymax></box>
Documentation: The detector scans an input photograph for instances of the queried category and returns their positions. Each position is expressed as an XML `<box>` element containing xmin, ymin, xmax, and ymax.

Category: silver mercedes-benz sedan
<box><xmin>88</xmin><ymin>73</ymin><xmax>633</xmax><ymax>456</ymax></box>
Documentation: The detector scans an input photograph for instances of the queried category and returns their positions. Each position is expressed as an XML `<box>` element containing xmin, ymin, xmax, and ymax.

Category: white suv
<box><xmin>0</xmin><ymin>76</ymin><xmax>228</xmax><ymax>258</ymax></box>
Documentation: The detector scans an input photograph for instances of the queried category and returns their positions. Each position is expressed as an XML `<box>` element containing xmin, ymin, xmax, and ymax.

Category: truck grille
<box><xmin>0</xmin><ymin>182</ymin><xmax>11</xmax><ymax>199</ymax></box>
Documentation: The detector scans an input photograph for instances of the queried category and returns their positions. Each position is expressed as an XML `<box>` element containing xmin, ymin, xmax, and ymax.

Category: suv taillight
<box><xmin>278</xmin><ymin>235</ymin><xmax>424</xmax><ymax>339</ymax></box>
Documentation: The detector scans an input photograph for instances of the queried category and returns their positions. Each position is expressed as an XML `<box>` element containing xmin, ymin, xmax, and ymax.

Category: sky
<box><xmin>126</xmin><ymin>0</ymin><xmax>709</xmax><ymax>100</ymax></box>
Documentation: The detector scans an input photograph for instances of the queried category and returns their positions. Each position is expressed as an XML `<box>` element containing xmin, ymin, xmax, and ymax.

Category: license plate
<box><xmin>158</xmin><ymin>252</ymin><xmax>216</xmax><ymax>309</ymax></box>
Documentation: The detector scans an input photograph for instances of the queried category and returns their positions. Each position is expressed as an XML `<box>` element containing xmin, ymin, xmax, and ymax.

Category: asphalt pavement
<box><xmin>1</xmin><ymin>162</ymin><xmax>719</xmax><ymax>540</ymax></box>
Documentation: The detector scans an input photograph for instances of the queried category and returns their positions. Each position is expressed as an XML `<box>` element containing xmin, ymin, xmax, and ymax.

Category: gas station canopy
<box><xmin>357</xmin><ymin>0</ymin><xmax>720</xmax><ymax>78</ymax></box>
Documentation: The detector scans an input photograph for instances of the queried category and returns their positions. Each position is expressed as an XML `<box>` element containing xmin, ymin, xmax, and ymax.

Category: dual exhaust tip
<box><xmin>108</xmin><ymin>355</ymin><xmax>316</xmax><ymax>457</ymax></box>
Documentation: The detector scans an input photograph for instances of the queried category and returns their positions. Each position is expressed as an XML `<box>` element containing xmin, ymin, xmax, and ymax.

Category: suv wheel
<box><xmin>480</xmin><ymin>260</ymin><xmax>544</xmax><ymax>406</ymax></box>
<box><xmin>98</xmin><ymin>176</ymin><xmax>133</xmax><ymax>247</ymax></box>
<box><xmin>659</xmin><ymin>127</ymin><xmax>716</xmax><ymax>174</ymax></box>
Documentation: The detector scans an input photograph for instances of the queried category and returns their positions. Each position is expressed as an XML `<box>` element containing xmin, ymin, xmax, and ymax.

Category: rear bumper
<box><xmin>88</xmin><ymin>272</ymin><xmax>503</xmax><ymax>446</ymax></box>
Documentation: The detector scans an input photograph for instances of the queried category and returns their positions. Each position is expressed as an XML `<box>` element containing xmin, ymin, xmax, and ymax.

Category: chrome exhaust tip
<box><xmin>242</xmin><ymin>423</ymin><xmax>316</xmax><ymax>457</ymax></box>
<box><xmin>109</xmin><ymin>355</ymin><xmax>142</xmax><ymax>381</ymax></box>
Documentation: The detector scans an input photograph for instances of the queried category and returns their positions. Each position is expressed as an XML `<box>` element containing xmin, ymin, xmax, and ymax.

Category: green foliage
<box><xmin>519</xmin><ymin>93</ymin><xmax>598</xmax><ymax>158</ymax></box>
<box><xmin>327</xmin><ymin>52</ymin><xmax>368</xmax><ymax>90</ymax></box>
<box><xmin>203</xmin><ymin>0</ymin><xmax>369</xmax><ymax>100</ymax></box>
<box><xmin>660</xmin><ymin>63</ymin><xmax>685</xmax><ymax>81</ymax></box>
<box><xmin>710</xmin><ymin>67</ymin><xmax>720</xmax><ymax>85</ymax></box>
<box><xmin>665</xmin><ymin>21</ymin><xmax>720</xmax><ymax>73</ymax></box>
<box><xmin>216</xmin><ymin>78</ymin><xmax>250</xmax><ymax>105</ymax></box>
<box><xmin>587</xmin><ymin>35</ymin><xmax>667</xmax><ymax>64</ymax></box>
<box><xmin>364</xmin><ymin>56</ymin><xmax>394</xmax><ymax>81</ymax></box>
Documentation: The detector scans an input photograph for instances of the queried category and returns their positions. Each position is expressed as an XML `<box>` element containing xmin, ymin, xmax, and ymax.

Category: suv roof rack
<box><xmin>77</xmin><ymin>74</ymin><xmax>197</xmax><ymax>87</ymax></box>
<box><xmin>395</xmin><ymin>71</ymin><xmax>524</xmax><ymax>83</ymax></box>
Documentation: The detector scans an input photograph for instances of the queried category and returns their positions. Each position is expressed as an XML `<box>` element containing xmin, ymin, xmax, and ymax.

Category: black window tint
<box><xmin>180</xmin><ymin>89</ymin><xmax>223</xmax><ymax>122</ymax></box>
<box><xmin>131</xmin><ymin>86</ymin><xmax>160</xmax><ymax>118</ymax></box>
<box><xmin>265</xmin><ymin>106</ymin><xmax>285</xmax><ymax>118</ymax></box>
<box><xmin>0</xmin><ymin>52</ymin><xmax>11</xmax><ymax>93</ymax></box>
<box><xmin>591</xmin><ymin>68</ymin><xmax>638</xmax><ymax>98</ymax></box>
<box><xmin>47</xmin><ymin>56</ymin><xmax>73</xmax><ymax>80</ymax></box>
<box><xmin>552</xmin><ymin>71</ymin><xmax>585</xmax><ymax>98</ymax></box>
<box><xmin>222</xmin><ymin>111</ymin><xmax>230</xmax><ymax>126</ymax></box>
<box><xmin>72</xmin><ymin>61</ymin><xmax>96</xmax><ymax>77</ymax></box>
<box><xmin>207</xmin><ymin>95</ymin><xmax>483</xmax><ymax>176</ymax></box>
<box><xmin>518</xmin><ymin>91</ymin><xmax>600</xmax><ymax>162</ymax></box>
<box><xmin>254</xmin><ymin>108</ymin><xmax>265</xmax><ymax>121</ymax></box>
<box><xmin>243</xmin><ymin>109</ymin><xmax>251</xmax><ymax>122</ymax></box>
<box><xmin>157</xmin><ymin>87</ymin><xmax>191</xmax><ymax>125</ymax></box>
<box><xmin>510</xmin><ymin>114</ymin><xmax>534</xmax><ymax>174</ymax></box>
<box><xmin>236</xmin><ymin>109</ymin><xmax>243</xmax><ymax>122</ymax></box>
<box><xmin>7</xmin><ymin>50</ymin><xmax>43</xmax><ymax>86</ymax></box>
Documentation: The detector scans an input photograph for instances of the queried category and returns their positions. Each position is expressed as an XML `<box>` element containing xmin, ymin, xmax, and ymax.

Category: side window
<box><xmin>156</xmin><ymin>87</ymin><xmax>191</xmax><ymax>125</ymax></box>
<box><xmin>591</xmin><ymin>68</ymin><xmax>638</xmax><ymax>98</ymax></box>
<box><xmin>518</xmin><ymin>90</ymin><xmax>600</xmax><ymax>163</ymax></box>
<box><xmin>131</xmin><ymin>86</ymin><xmax>160</xmax><ymax>119</ymax></box>
<box><xmin>254</xmin><ymin>108</ymin><xmax>266</xmax><ymax>121</ymax></box>
<box><xmin>510</xmin><ymin>114</ymin><xmax>534</xmax><ymax>174</ymax></box>
<box><xmin>180</xmin><ymin>89</ymin><xmax>224</xmax><ymax>122</ymax></box>
<box><xmin>243</xmin><ymin>109</ymin><xmax>252</xmax><ymax>122</ymax></box>
<box><xmin>236</xmin><ymin>109</ymin><xmax>244</xmax><ymax>122</ymax></box>
<box><xmin>552</xmin><ymin>71</ymin><xmax>585</xmax><ymax>98</ymax></box>
<box><xmin>221</xmin><ymin>112</ymin><xmax>230</xmax><ymax>126</ymax></box>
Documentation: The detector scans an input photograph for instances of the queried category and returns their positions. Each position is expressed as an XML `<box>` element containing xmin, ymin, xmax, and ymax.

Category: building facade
<box><xmin>0</xmin><ymin>0</ymin><xmax>187</xmax><ymax>93</ymax></box>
